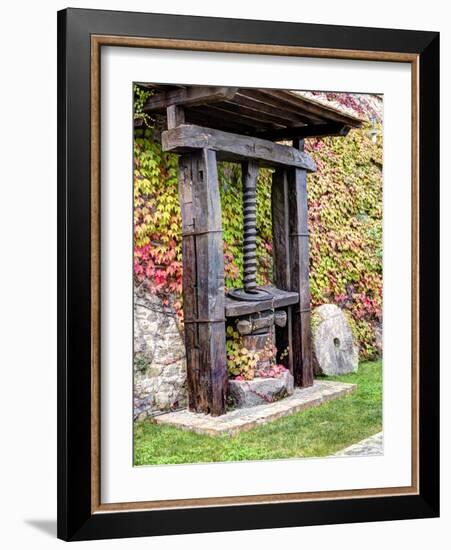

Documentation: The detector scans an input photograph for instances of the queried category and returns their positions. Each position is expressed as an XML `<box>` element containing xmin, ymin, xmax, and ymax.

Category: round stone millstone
<box><xmin>311</xmin><ymin>304</ymin><xmax>359</xmax><ymax>375</ymax></box>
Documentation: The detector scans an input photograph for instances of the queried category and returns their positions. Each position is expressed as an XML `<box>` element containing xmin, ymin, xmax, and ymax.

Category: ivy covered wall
<box><xmin>134</xmin><ymin>94</ymin><xmax>383</xmax><ymax>360</ymax></box>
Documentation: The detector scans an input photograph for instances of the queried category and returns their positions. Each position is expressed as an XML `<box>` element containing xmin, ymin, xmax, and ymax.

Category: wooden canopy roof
<box><xmin>138</xmin><ymin>84</ymin><xmax>363</xmax><ymax>141</ymax></box>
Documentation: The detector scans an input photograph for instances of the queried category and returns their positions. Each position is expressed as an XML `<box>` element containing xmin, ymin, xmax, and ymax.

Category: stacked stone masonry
<box><xmin>134</xmin><ymin>287</ymin><xmax>187</xmax><ymax>420</ymax></box>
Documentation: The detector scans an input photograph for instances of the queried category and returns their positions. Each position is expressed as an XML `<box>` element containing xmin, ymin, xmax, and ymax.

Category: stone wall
<box><xmin>134</xmin><ymin>286</ymin><xmax>187</xmax><ymax>420</ymax></box>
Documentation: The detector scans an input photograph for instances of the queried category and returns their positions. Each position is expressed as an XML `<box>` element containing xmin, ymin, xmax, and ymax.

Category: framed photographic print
<box><xmin>57</xmin><ymin>7</ymin><xmax>439</xmax><ymax>541</ymax></box>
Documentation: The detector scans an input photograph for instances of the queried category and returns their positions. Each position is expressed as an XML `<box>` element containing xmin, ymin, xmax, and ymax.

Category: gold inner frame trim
<box><xmin>90</xmin><ymin>34</ymin><xmax>420</xmax><ymax>514</ymax></box>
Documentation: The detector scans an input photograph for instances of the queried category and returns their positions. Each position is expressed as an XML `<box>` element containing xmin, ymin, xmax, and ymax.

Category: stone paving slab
<box><xmin>334</xmin><ymin>432</ymin><xmax>383</xmax><ymax>457</ymax></box>
<box><xmin>154</xmin><ymin>380</ymin><xmax>356</xmax><ymax>436</ymax></box>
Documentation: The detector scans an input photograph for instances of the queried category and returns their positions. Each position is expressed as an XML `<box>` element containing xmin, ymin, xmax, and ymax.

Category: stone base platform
<box><xmin>154</xmin><ymin>380</ymin><xmax>356</xmax><ymax>436</ymax></box>
<box><xmin>228</xmin><ymin>371</ymin><xmax>294</xmax><ymax>408</ymax></box>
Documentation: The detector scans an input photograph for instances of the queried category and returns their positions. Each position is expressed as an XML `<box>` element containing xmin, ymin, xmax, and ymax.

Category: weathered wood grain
<box><xmin>193</xmin><ymin>104</ymin><xmax>277</xmax><ymax>131</ymax></box>
<box><xmin>205</xmin><ymin>102</ymin><xmax>287</xmax><ymax>128</ymax></box>
<box><xmin>287</xmin><ymin>141</ymin><xmax>314</xmax><ymax>387</ymax></box>
<box><xmin>237</xmin><ymin>89</ymin><xmax>313</xmax><ymax>124</ymax></box>
<box><xmin>144</xmin><ymin>86</ymin><xmax>238</xmax><ymax>111</ymax></box>
<box><xmin>162</xmin><ymin>125</ymin><xmax>316</xmax><ymax>170</ymax></box>
<box><xmin>225</xmin><ymin>286</ymin><xmax>298</xmax><ymax>318</ymax></box>
<box><xmin>178</xmin><ymin>149</ymin><xmax>227</xmax><ymax>415</ymax></box>
<box><xmin>185</xmin><ymin>107</ymin><xmax>257</xmax><ymax>135</ymax></box>
<box><xmin>272</xmin><ymin>168</ymin><xmax>294</xmax><ymax>373</ymax></box>
<box><xmin>258</xmin><ymin>122</ymin><xmax>350</xmax><ymax>142</ymax></box>
<box><xmin>271</xmin><ymin>158</ymin><xmax>314</xmax><ymax>388</ymax></box>
<box><xmin>263</xmin><ymin>89</ymin><xmax>361</xmax><ymax>125</ymax></box>
<box><xmin>166</xmin><ymin>104</ymin><xmax>185</xmax><ymax>129</ymax></box>
<box><xmin>232</xmin><ymin>92</ymin><xmax>309</xmax><ymax>124</ymax></box>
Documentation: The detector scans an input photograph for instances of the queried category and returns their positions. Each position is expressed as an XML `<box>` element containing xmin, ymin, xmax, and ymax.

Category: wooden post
<box><xmin>288</xmin><ymin>140</ymin><xmax>314</xmax><ymax>387</ymax></box>
<box><xmin>167</xmin><ymin>104</ymin><xmax>185</xmax><ymax>128</ymax></box>
<box><xmin>178</xmin><ymin>148</ymin><xmax>228</xmax><ymax>415</ymax></box>
<box><xmin>272</xmin><ymin>139</ymin><xmax>314</xmax><ymax>387</ymax></box>
<box><xmin>271</xmin><ymin>168</ymin><xmax>293</xmax><ymax>374</ymax></box>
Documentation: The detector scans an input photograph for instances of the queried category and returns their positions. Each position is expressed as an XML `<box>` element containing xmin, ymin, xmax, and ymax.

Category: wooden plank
<box><xmin>272</xmin><ymin>169</ymin><xmax>290</xmax><ymax>291</ymax></box>
<box><xmin>287</xmin><ymin>144</ymin><xmax>314</xmax><ymax>387</ymax></box>
<box><xmin>284</xmin><ymin>91</ymin><xmax>363</xmax><ymax>126</ymax></box>
<box><xmin>196</xmin><ymin>105</ymin><xmax>279</xmax><ymax>131</ymax></box>
<box><xmin>262</xmin><ymin>90</ymin><xmax>324</xmax><ymax>122</ymax></box>
<box><xmin>264</xmin><ymin>90</ymin><xmax>359</xmax><ymax>125</ymax></box>
<box><xmin>232</xmin><ymin>92</ymin><xmax>310</xmax><ymax>124</ymax></box>
<box><xmin>257</xmin><ymin>122</ymin><xmax>350</xmax><ymax>142</ymax></box>
<box><xmin>183</xmin><ymin>97</ymin><xmax>353</xmax><ymax>140</ymax></box>
<box><xmin>240</xmin><ymin>89</ymin><xmax>314</xmax><ymax>124</ymax></box>
<box><xmin>225</xmin><ymin>286</ymin><xmax>298</xmax><ymax>318</ymax></box>
<box><xmin>194</xmin><ymin>149</ymin><xmax>227</xmax><ymax>415</ymax></box>
<box><xmin>144</xmin><ymin>86</ymin><xmax>238</xmax><ymax>112</ymax></box>
<box><xmin>185</xmin><ymin>107</ymin><xmax>258</xmax><ymax>136</ymax></box>
<box><xmin>211</xmin><ymin>101</ymin><xmax>288</xmax><ymax>127</ymax></box>
<box><xmin>178</xmin><ymin>149</ymin><xmax>227</xmax><ymax>416</ymax></box>
<box><xmin>162</xmin><ymin>125</ymin><xmax>316</xmax><ymax>171</ymax></box>
<box><xmin>271</xmin><ymin>168</ymin><xmax>293</xmax><ymax>373</ymax></box>
<box><xmin>272</xmin><ymin>163</ymin><xmax>314</xmax><ymax>387</ymax></box>
<box><xmin>177</xmin><ymin>155</ymin><xmax>199</xmax><ymax>411</ymax></box>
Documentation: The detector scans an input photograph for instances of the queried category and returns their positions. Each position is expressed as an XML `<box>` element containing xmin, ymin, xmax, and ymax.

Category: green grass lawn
<box><xmin>134</xmin><ymin>360</ymin><xmax>382</xmax><ymax>466</ymax></box>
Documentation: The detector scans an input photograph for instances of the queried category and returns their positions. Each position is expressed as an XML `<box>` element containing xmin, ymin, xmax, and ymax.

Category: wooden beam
<box><xmin>162</xmin><ymin>125</ymin><xmax>316</xmax><ymax>171</ymax></box>
<box><xmin>257</xmin><ymin>122</ymin><xmax>350</xmax><ymax>141</ymax></box>
<box><xmin>143</xmin><ymin>86</ymin><xmax>238</xmax><ymax>112</ymax></box>
<box><xmin>225</xmin><ymin>286</ymin><xmax>298</xmax><ymax>318</ymax></box>
<box><xmin>178</xmin><ymin>149</ymin><xmax>228</xmax><ymax>416</ymax></box>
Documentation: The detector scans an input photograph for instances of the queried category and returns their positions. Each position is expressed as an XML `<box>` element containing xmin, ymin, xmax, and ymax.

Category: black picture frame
<box><xmin>57</xmin><ymin>7</ymin><xmax>439</xmax><ymax>541</ymax></box>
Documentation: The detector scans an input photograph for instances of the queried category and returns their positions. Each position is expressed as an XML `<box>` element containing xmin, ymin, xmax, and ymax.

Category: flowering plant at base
<box><xmin>226</xmin><ymin>326</ymin><xmax>289</xmax><ymax>381</ymax></box>
<box><xmin>226</xmin><ymin>326</ymin><xmax>258</xmax><ymax>380</ymax></box>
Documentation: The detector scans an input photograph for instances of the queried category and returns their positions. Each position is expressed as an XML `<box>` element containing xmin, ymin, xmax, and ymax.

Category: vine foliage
<box><xmin>133</xmin><ymin>89</ymin><xmax>382</xmax><ymax>360</ymax></box>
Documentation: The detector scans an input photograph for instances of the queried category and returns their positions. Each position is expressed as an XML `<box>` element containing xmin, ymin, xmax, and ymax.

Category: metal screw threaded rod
<box><xmin>242</xmin><ymin>161</ymin><xmax>259</xmax><ymax>293</ymax></box>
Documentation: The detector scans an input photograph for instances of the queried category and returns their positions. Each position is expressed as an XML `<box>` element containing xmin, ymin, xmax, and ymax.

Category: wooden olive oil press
<box><xmin>139</xmin><ymin>85</ymin><xmax>362</xmax><ymax>415</ymax></box>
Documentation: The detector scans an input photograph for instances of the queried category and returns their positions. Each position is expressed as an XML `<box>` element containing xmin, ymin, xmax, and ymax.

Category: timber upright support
<box><xmin>272</xmin><ymin>139</ymin><xmax>314</xmax><ymax>387</ymax></box>
<box><xmin>172</xmin><ymin>106</ymin><xmax>227</xmax><ymax>416</ymax></box>
<box><xmin>178</xmin><ymin>150</ymin><xmax>228</xmax><ymax>415</ymax></box>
